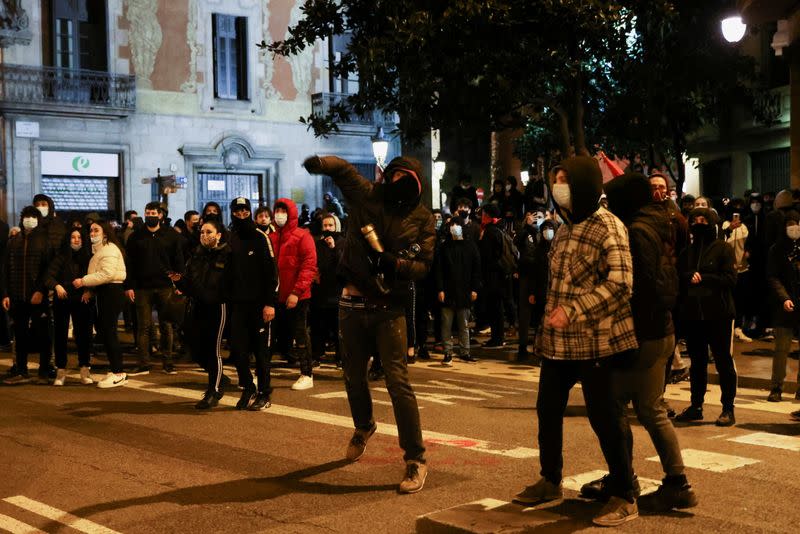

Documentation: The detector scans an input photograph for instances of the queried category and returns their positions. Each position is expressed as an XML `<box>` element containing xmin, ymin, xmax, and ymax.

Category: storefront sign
<box><xmin>41</xmin><ymin>151</ymin><xmax>119</xmax><ymax>177</ymax></box>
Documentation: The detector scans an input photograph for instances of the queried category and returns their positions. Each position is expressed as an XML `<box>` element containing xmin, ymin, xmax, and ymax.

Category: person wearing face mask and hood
<box><xmin>302</xmin><ymin>154</ymin><xmax>435</xmax><ymax>494</ymax></box>
<box><xmin>743</xmin><ymin>192</ymin><xmax>769</xmax><ymax>337</ymax></box>
<box><xmin>2</xmin><ymin>207</ymin><xmax>52</xmax><ymax>385</ymax></box>
<box><xmin>765</xmin><ymin>211</ymin><xmax>800</xmax><ymax>403</ymax></box>
<box><xmin>675</xmin><ymin>208</ymin><xmax>737</xmax><ymax>427</ymax></box>
<box><xmin>169</xmin><ymin>219</ymin><xmax>233</xmax><ymax>409</ymax></box>
<box><xmin>310</xmin><ymin>213</ymin><xmax>344</xmax><ymax>367</ymax></box>
<box><xmin>32</xmin><ymin>193</ymin><xmax>66</xmax><ymax>254</ymax></box>
<box><xmin>514</xmin><ymin>157</ymin><xmax>640</xmax><ymax>527</ymax></box>
<box><xmin>515</xmin><ymin>211</ymin><xmax>541</xmax><ymax>362</ymax></box>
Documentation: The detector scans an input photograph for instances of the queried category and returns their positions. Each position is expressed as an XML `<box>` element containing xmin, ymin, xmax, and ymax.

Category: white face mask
<box><xmin>450</xmin><ymin>225</ymin><xmax>463</xmax><ymax>240</ymax></box>
<box><xmin>751</xmin><ymin>203</ymin><xmax>761</xmax><ymax>214</ymax></box>
<box><xmin>543</xmin><ymin>228</ymin><xmax>555</xmax><ymax>241</ymax></box>
<box><xmin>274</xmin><ymin>213</ymin><xmax>288</xmax><ymax>227</ymax></box>
<box><xmin>36</xmin><ymin>206</ymin><xmax>49</xmax><ymax>218</ymax></box>
<box><xmin>787</xmin><ymin>226</ymin><xmax>800</xmax><ymax>241</ymax></box>
<box><xmin>90</xmin><ymin>235</ymin><xmax>102</xmax><ymax>245</ymax></box>
<box><xmin>70</xmin><ymin>243</ymin><xmax>82</xmax><ymax>251</ymax></box>
<box><xmin>552</xmin><ymin>183</ymin><xmax>572</xmax><ymax>210</ymax></box>
<box><xmin>22</xmin><ymin>217</ymin><xmax>38</xmax><ymax>230</ymax></box>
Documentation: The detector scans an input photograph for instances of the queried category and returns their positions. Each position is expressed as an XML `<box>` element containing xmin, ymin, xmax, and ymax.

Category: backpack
<box><xmin>498</xmin><ymin>229</ymin><xmax>520</xmax><ymax>275</ymax></box>
<box><xmin>632</xmin><ymin>221</ymin><xmax>678</xmax><ymax>311</ymax></box>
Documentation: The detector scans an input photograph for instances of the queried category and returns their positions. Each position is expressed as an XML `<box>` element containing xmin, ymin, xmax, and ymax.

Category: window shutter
<box><xmin>235</xmin><ymin>17</ymin><xmax>248</xmax><ymax>100</ymax></box>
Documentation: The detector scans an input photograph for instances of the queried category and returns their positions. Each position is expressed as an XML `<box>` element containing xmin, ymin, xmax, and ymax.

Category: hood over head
<box><xmin>32</xmin><ymin>194</ymin><xmax>55</xmax><ymax>219</ymax></box>
<box><xmin>273</xmin><ymin>197</ymin><xmax>299</xmax><ymax>232</ymax></box>
<box><xmin>382</xmin><ymin>156</ymin><xmax>424</xmax><ymax>212</ymax></box>
<box><xmin>688</xmin><ymin>207</ymin><xmax>719</xmax><ymax>226</ymax></box>
<box><xmin>603</xmin><ymin>172</ymin><xmax>652</xmax><ymax>224</ymax></box>
<box><xmin>551</xmin><ymin>156</ymin><xmax>603</xmax><ymax>224</ymax></box>
<box><xmin>775</xmin><ymin>189</ymin><xmax>794</xmax><ymax>210</ymax></box>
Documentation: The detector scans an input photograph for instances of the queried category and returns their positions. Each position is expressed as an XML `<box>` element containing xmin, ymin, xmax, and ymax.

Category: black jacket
<box><xmin>125</xmin><ymin>226</ymin><xmax>185</xmax><ymax>290</ymax></box>
<box><xmin>315</xmin><ymin>157</ymin><xmax>436</xmax><ymax>305</ymax></box>
<box><xmin>44</xmin><ymin>245</ymin><xmax>91</xmax><ymax>300</ymax></box>
<box><xmin>226</xmin><ymin>224</ymin><xmax>278</xmax><ymax>307</ymax></box>
<box><xmin>434</xmin><ymin>238</ymin><xmax>481</xmax><ymax>308</ymax></box>
<box><xmin>679</xmin><ymin>236</ymin><xmax>736</xmax><ymax>321</ymax></box>
<box><xmin>767</xmin><ymin>237</ymin><xmax>800</xmax><ymax>328</ymax></box>
<box><xmin>176</xmin><ymin>243</ymin><xmax>231</xmax><ymax>305</ymax></box>
<box><xmin>312</xmin><ymin>234</ymin><xmax>344</xmax><ymax>307</ymax></box>
<box><xmin>34</xmin><ymin>195</ymin><xmax>67</xmax><ymax>253</ymax></box>
<box><xmin>3</xmin><ymin>228</ymin><xmax>51</xmax><ymax>301</ymax></box>
<box><xmin>479</xmin><ymin>223</ymin><xmax>506</xmax><ymax>286</ymax></box>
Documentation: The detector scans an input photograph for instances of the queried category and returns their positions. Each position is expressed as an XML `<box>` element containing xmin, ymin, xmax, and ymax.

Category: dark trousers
<box><xmin>537</xmin><ymin>356</ymin><xmax>635</xmax><ymax>501</ymax></box>
<box><xmin>518</xmin><ymin>276</ymin><xmax>532</xmax><ymax>351</ymax></box>
<box><xmin>339</xmin><ymin>300</ymin><xmax>425</xmax><ymax>463</ymax></box>
<box><xmin>9</xmin><ymin>299</ymin><xmax>51</xmax><ymax>376</ymax></box>
<box><xmin>53</xmin><ymin>297</ymin><xmax>92</xmax><ymax>369</ymax></box>
<box><xmin>484</xmin><ymin>278</ymin><xmax>505</xmax><ymax>343</ymax></box>
<box><xmin>230</xmin><ymin>302</ymin><xmax>272</xmax><ymax>395</ymax></box>
<box><xmin>95</xmin><ymin>284</ymin><xmax>124</xmax><ymax>373</ymax></box>
<box><xmin>310</xmin><ymin>303</ymin><xmax>339</xmax><ymax>362</ymax></box>
<box><xmin>134</xmin><ymin>287</ymin><xmax>174</xmax><ymax>366</ymax></box>
<box><xmin>276</xmin><ymin>300</ymin><xmax>313</xmax><ymax>376</ymax></box>
<box><xmin>187</xmin><ymin>302</ymin><xmax>226</xmax><ymax>393</ymax></box>
<box><xmin>685</xmin><ymin>318</ymin><xmax>737</xmax><ymax>411</ymax></box>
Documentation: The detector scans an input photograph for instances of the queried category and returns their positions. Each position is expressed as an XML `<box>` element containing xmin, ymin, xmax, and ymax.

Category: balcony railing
<box><xmin>0</xmin><ymin>64</ymin><xmax>136</xmax><ymax>118</ymax></box>
<box><xmin>311</xmin><ymin>92</ymin><xmax>396</xmax><ymax>129</ymax></box>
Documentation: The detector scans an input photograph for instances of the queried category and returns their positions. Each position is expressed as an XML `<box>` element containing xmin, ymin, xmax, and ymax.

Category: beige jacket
<box><xmin>82</xmin><ymin>242</ymin><xmax>126</xmax><ymax>287</ymax></box>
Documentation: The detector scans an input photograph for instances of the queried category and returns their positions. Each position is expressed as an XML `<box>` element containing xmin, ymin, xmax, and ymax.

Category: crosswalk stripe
<box><xmin>310</xmin><ymin>390</ymin><xmax>398</xmax><ymax>407</ymax></box>
<box><xmin>561</xmin><ymin>470</ymin><xmax>660</xmax><ymax>496</ymax></box>
<box><xmin>727</xmin><ymin>432</ymin><xmax>800</xmax><ymax>452</ymax></box>
<box><xmin>3</xmin><ymin>496</ymin><xmax>121</xmax><ymax>534</ymax></box>
<box><xmin>122</xmin><ymin>379</ymin><xmax>539</xmax><ymax>459</ymax></box>
<box><xmin>647</xmin><ymin>449</ymin><xmax>760</xmax><ymax>473</ymax></box>
<box><xmin>0</xmin><ymin>513</ymin><xmax>46</xmax><ymax>534</ymax></box>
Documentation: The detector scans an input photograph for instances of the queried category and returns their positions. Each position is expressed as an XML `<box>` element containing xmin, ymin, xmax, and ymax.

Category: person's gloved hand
<box><xmin>378</xmin><ymin>251</ymin><xmax>398</xmax><ymax>276</ymax></box>
<box><xmin>303</xmin><ymin>156</ymin><xmax>324</xmax><ymax>174</ymax></box>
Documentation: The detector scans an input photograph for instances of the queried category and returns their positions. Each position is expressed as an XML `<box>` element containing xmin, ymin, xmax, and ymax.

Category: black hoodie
<box><xmin>32</xmin><ymin>194</ymin><xmax>66</xmax><ymax>253</ymax></box>
<box><xmin>552</xmin><ymin>156</ymin><xmax>603</xmax><ymax>225</ymax></box>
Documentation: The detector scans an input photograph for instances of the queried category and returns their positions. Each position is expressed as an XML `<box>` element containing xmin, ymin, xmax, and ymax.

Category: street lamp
<box><xmin>721</xmin><ymin>16</ymin><xmax>747</xmax><ymax>43</ymax></box>
<box><xmin>371</xmin><ymin>126</ymin><xmax>389</xmax><ymax>170</ymax></box>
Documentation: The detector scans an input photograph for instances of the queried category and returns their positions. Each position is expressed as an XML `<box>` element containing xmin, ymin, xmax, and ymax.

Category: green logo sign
<box><xmin>72</xmin><ymin>156</ymin><xmax>90</xmax><ymax>172</ymax></box>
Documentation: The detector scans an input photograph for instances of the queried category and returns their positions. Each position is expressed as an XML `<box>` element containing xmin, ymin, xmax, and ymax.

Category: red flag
<box><xmin>597</xmin><ymin>151</ymin><xmax>626</xmax><ymax>183</ymax></box>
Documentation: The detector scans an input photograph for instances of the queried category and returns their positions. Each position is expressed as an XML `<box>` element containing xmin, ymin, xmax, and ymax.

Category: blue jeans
<box><xmin>440</xmin><ymin>307</ymin><xmax>470</xmax><ymax>356</ymax></box>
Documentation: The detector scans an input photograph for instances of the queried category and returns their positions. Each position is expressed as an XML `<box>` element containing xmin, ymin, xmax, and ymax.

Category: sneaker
<box><xmin>669</xmin><ymin>366</ymin><xmax>690</xmax><ymax>384</ymax></box>
<box><xmin>767</xmin><ymin>388</ymin><xmax>782</xmax><ymax>402</ymax></box>
<box><xmin>34</xmin><ymin>375</ymin><xmax>50</xmax><ymax>385</ymax></box>
<box><xmin>675</xmin><ymin>405</ymin><xmax>703</xmax><ymax>422</ymax></box>
<box><xmin>441</xmin><ymin>354</ymin><xmax>453</xmax><ymax>367</ymax></box>
<box><xmin>639</xmin><ymin>480</ymin><xmax>698</xmax><ymax>512</ymax></box>
<box><xmin>459</xmin><ymin>353</ymin><xmax>478</xmax><ymax>362</ymax></box>
<box><xmin>481</xmin><ymin>340</ymin><xmax>505</xmax><ymax>349</ymax></box>
<box><xmin>734</xmin><ymin>327</ymin><xmax>753</xmax><ymax>342</ymax></box>
<box><xmin>53</xmin><ymin>368</ymin><xmax>67</xmax><ymax>387</ymax></box>
<box><xmin>478</xmin><ymin>327</ymin><xmax>491</xmax><ymax>335</ymax></box>
<box><xmin>163</xmin><ymin>363</ymin><xmax>177</xmax><ymax>375</ymax></box>
<box><xmin>592</xmin><ymin>496</ymin><xmax>638</xmax><ymax>527</ymax></box>
<box><xmin>79</xmin><ymin>367</ymin><xmax>94</xmax><ymax>385</ymax></box>
<box><xmin>3</xmin><ymin>373</ymin><xmax>32</xmax><ymax>385</ymax></box>
<box><xmin>791</xmin><ymin>410</ymin><xmax>800</xmax><ymax>422</ymax></box>
<box><xmin>580</xmin><ymin>474</ymin><xmax>641</xmax><ymax>502</ymax></box>
<box><xmin>715</xmin><ymin>410</ymin><xmax>736</xmax><ymax>427</ymax></box>
<box><xmin>513</xmin><ymin>479</ymin><xmax>563</xmax><ymax>505</ymax></box>
<box><xmin>235</xmin><ymin>387</ymin><xmax>257</xmax><ymax>410</ymax></box>
<box><xmin>96</xmin><ymin>372</ymin><xmax>127</xmax><ymax>389</ymax></box>
<box><xmin>128</xmin><ymin>365</ymin><xmax>151</xmax><ymax>376</ymax></box>
<box><xmin>417</xmin><ymin>347</ymin><xmax>431</xmax><ymax>360</ymax></box>
<box><xmin>398</xmin><ymin>461</ymin><xmax>428</xmax><ymax>494</ymax></box>
<box><xmin>291</xmin><ymin>375</ymin><xmax>314</xmax><ymax>391</ymax></box>
<box><xmin>195</xmin><ymin>390</ymin><xmax>222</xmax><ymax>410</ymax></box>
<box><xmin>248</xmin><ymin>393</ymin><xmax>271</xmax><ymax>411</ymax></box>
<box><xmin>346</xmin><ymin>424</ymin><xmax>377</xmax><ymax>462</ymax></box>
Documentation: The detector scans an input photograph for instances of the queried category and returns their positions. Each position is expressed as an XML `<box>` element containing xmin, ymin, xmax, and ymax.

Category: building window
<box><xmin>45</xmin><ymin>0</ymin><xmax>108</xmax><ymax>72</ymax></box>
<box><xmin>212</xmin><ymin>14</ymin><xmax>248</xmax><ymax>100</ymax></box>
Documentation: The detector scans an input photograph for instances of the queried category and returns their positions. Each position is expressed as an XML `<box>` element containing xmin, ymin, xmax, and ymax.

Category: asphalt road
<box><xmin>2</xmin><ymin>353</ymin><xmax>800</xmax><ymax>533</ymax></box>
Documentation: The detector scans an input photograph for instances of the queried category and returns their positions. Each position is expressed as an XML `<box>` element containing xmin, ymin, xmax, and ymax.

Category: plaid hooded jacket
<box><xmin>535</xmin><ymin>157</ymin><xmax>638</xmax><ymax>361</ymax></box>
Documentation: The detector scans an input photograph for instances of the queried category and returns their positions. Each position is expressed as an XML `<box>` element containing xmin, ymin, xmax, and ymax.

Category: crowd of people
<box><xmin>2</xmin><ymin>154</ymin><xmax>800</xmax><ymax>515</ymax></box>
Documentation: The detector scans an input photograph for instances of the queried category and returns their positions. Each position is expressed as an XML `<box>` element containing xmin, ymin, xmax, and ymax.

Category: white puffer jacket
<box><xmin>82</xmin><ymin>242</ymin><xmax>126</xmax><ymax>287</ymax></box>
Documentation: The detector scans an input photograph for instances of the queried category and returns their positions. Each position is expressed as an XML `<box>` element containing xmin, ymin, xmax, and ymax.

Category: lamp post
<box><xmin>371</xmin><ymin>126</ymin><xmax>389</xmax><ymax>170</ymax></box>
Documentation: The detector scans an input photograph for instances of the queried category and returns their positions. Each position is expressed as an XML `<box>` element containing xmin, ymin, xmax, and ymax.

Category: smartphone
<box><xmin>733</xmin><ymin>213</ymin><xmax>740</xmax><ymax>222</ymax></box>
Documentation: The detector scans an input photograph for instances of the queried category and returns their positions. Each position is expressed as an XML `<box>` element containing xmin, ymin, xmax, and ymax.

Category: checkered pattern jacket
<box><xmin>535</xmin><ymin>207</ymin><xmax>638</xmax><ymax>360</ymax></box>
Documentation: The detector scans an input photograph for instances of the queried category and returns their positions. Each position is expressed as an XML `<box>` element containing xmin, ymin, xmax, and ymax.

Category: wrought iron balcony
<box><xmin>0</xmin><ymin>64</ymin><xmax>136</xmax><ymax>118</ymax></box>
<box><xmin>311</xmin><ymin>92</ymin><xmax>396</xmax><ymax>130</ymax></box>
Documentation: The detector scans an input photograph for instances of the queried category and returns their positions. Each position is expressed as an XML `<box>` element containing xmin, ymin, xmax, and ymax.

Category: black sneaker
<box><xmin>767</xmin><ymin>388</ymin><xmax>782</xmax><ymax>402</ymax></box>
<box><xmin>715</xmin><ymin>410</ymin><xmax>736</xmax><ymax>427</ymax></box>
<box><xmin>417</xmin><ymin>347</ymin><xmax>431</xmax><ymax>360</ymax></box>
<box><xmin>441</xmin><ymin>354</ymin><xmax>453</xmax><ymax>367</ymax></box>
<box><xmin>580</xmin><ymin>474</ymin><xmax>641</xmax><ymax>502</ymax></box>
<box><xmin>128</xmin><ymin>365</ymin><xmax>151</xmax><ymax>376</ymax></box>
<box><xmin>639</xmin><ymin>479</ymin><xmax>698</xmax><ymax>512</ymax></box>
<box><xmin>675</xmin><ymin>405</ymin><xmax>703</xmax><ymax>422</ymax></box>
<box><xmin>482</xmin><ymin>340</ymin><xmax>505</xmax><ymax>349</ymax></box>
<box><xmin>248</xmin><ymin>393</ymin><xmax>271</xmax><ymax>411</ymax></box>
<box><xmin>235</xmin><ymin>387</ymin><xmax>257</xmax><ymax>410</ymax></box>
<box><xmin>163</xmin><ymin>363</ymin><xmax>177</xmax><ymax>375</ymax></box>
<box><xmin>195</xmin><ymin>390</ymin><xmax>222</xmax><ymax>410</ymax></box>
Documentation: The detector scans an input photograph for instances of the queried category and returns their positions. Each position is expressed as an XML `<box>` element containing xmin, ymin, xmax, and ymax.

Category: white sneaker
<box><xmin>53</xmin><ymin>369</ymin><xmax>67</xmax><ymax>386</ymax></box>
<box><xmin>734</xmin><ymin>327</ymin><xmax>753</xmax><ymax>343</ymax></box>
<box><xmin>79</xmin><ymin>367</ymin><xmax>94</xmax><ymax>385</ymax></box>
<box><xmin>97</xmin><ymin>372</ymin><xmax>127</xmax><ymax>389</ymax></box>
<box><xmin>291</xmin><ymin>375</ymin><xmax>314</xmax><ymax>391</ymax></box>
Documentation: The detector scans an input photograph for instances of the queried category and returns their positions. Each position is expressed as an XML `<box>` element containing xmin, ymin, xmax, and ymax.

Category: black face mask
<box><xmin>321</xmin><ymin>230</ymin><xmax>338</xmax><ymax>239</ymax></box>
<box><xmin>204</xmin><ymin>213</ymin><xmax>220</xmax><ymax>222</ymax></box>
<box><xmin>257</xmin><ymin>223</ymin><xmax>270</xmax><ymax>232</ymax></box>
<box><xmin>231</xmin><ymin>216</ymin><xmax>255</xmax><ymax>233</ymax></box>
<box><xmin>458</xmin><ymin>209</ymin><xmax>470</xmax><ymax>219</ymax></box>
<box><xmin>691</xmin><ymin>223</ymin><xmax>714</xmax><ymax>242</ymax></box>
<box><xmin>384</xmin><ymin>175</ymin><xmax>419</xmax><ymax>212</ymax></box>
<box><xmin>145</xmin><ymin>216</ymin><xmax>160</xmax><ymax>228</ymax></box>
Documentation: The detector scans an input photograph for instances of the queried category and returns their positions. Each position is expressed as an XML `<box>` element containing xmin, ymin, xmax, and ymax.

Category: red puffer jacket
<box><xmin>269</xmin><ymin>198</ymin><xmax>318</xmax><ymax>303</ymax></box>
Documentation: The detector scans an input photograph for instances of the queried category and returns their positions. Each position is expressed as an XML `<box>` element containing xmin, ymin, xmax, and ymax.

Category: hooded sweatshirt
<box><xmin>32</xmin><ymin>194</ymin><xmax>66</xmax><ymax>253</ymax></box>
<box><xmin>269</xmin><ymin>198</ymin><xmax>318</xmax><ymax>303</ymax></box>
<box><xmin>535</xmin><ymin>156</ymin><xmax>638</xmax><ymax>360</ymax></box>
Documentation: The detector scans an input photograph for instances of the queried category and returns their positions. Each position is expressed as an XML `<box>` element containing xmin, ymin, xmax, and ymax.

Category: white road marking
<box><xmin>561</xmin><ymin>470</ymin><xmax>660</xmax><ymax>496</ymax></box>
<box><xmin>0</xmin><ymin>513</ymin><xmax>46</xmax><ymax>534</ymax></box>
<box><xmin>647</xmin><ymin>449</ymin><xmax>760</xmax><ymax>473</ymax></box>
<box><xmin>3</xmin><ymin>496</ymin><xmax>121</xmax><ymax>534</ymax></box>
<box><xmin>663</xmin><ymin>383</ymin><xmax>800</xmax><ymax>415</ymax></box>
<box><xmin>122</xmin><ymin>380</ymin><xmax>539</xmax><ymax>459</ymax></box>
<box><xmin>727</xmin><ymin>432</ymin><xmax>800</xmax><ymax>452</ymax></box>
<box><xmin>310</xmin><ymin>390</ymin><xmax>398</xmax><ymax>407</ymax></box>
